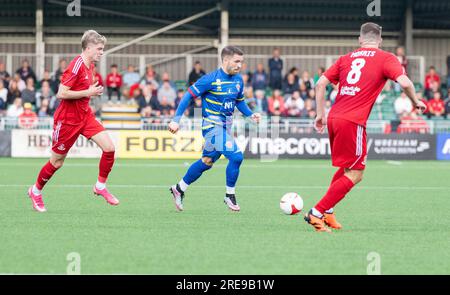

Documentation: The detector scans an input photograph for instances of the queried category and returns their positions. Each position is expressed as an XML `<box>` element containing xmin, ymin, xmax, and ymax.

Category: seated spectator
<box><xmin>12</xmin><ymin>73</ymin><xmax>26</xmax><ymax>92</ymax></box>
<box><xmin>106</xmin><ymin>64</ymin><xmax>123</xmax><ymax>104</ymax></box>
<box><xmin>303</xmin><ymin>98</ymin><xmax>316</xmax><ymax>119</ymax></box>
<box><xmin>21</xmin><ymin>77</ymin><xmax>36</xmax><ymax>106</ymax></box>
<box><xmin>252</xmin><ymin>63</ymin><xmax>268</xmax><ymax>91</ymax></box>
<box><xmin>122</xmin><ymin>65</ymin><xmax>141</xmax><ymax>98</ymax></box>
<box><xmin>37</xmin><ymin>98</ymin><xmax>50</xmax><ymax>117</ymax></box>
<box><xmin>18</xmin><ymin>102</ymin><xmax>38</xmax><ymax>129</ymax></box>
<box><xmin>424</xmin><ymin>66</ymin><xmax>441</xmax><ymax>97</ymax></box>
<box><xmin>253</xmin><ymin>89</ymin><xmax>268</xmax><ymax>115</ymax></box>
<box><xmin>52</xmin><ymin>59</ymin><xmax>67</xmax><ymax>94</ymax></box>
<box><xmin>425</xmin><ymin>80</ymin><xmax>440</xmax><ymax>100</ymax></box>
<box><xmin>328</xmin><ymin>83</ymin><xmax>339</xmax><ymax>102</ymax></box>
<box><xmin>189</xmin><ymin>97</ymin><xmax>202</xmax><ymax>117</ymax></box>
<box><xmin>241</xmin><ymin>62</ymin><xmax>252</xmax><ymax>84</ymax></box>
<box><xmin>313</xmin><ymin>67</ymin><xmax>325</xmax><ymax>85</ymax></box>
<box><xmin>157</xmin><ymin>80</ymin><xmax>176</xmax><ymax>107</ymax></box>
<box><xmin>93</xmin><ymin>65</ymin><xmax>103</xmax><ymax>87</ymax></box>
<box><xmin>307</xmin><ymin>89</ymin><xmax>315</xmax><ymax>100</ymax></box>
<box><xmin>267</xmin><ymin>89</ymin><xmax>285</xmax><ymax>116</ymax></box>
<box><xmin>284</xmin><ymin>67</ymin><xmax>299</xmax><ymax>85</ymax></box>
<box><xmin>444</xmin><ymin>88</ymin><xmax>450</xmax><ymax>119</ymax></box>
<box><xmin>16</xmin><ymin>59</ymin><xmax>36</xmax><ymax>83</ymax></box>
<box><xmin>282</xmin><ymin>73</ymin><xmax>299</xmax><ymax>97</ymax></box>
<box><xmin>394</xmin><ymin>92</ymin><xmax>413</xmax><ymax>117</ymax></box>
<box><xmin>137</xmin><ymin>84</ymin><xmax>161</xmax><ymax>117</ymax></box>
<box><xmin>285</xmin><ymin>91</ymin><xmax>305</xmax><ymax>117</ymax></box>
<box><xmin>35</xmin><ymin>81</ymin><xmax>57</xmax><ymax>113</ymax></box>
<box><xmin>140</xmin><ymin>65</ymin><xmax>160</xmax><ymax>89</ymax></box>
<box><xmin>299</xmin><ymin>81</ymin><xmax>308</xmax><ymax>100</ymax></box>
<box><xmin>7</xmin><ymin>97</ymin><xmax>24</xmax><ymax>117</ymax></box>
<box><xmin>0</xmin><ymin>79</ymin><xmax>7</xmax><ymax>110</ymax></box>
<box><xmin>188</xmin><ymin>61</ymin><xmax>206</xmax><ymax>86</ymax></box>
<box><xmin>299</xmin><ymin>71</ymin><xmax>314</xmax><ymax>91</ymax></box>
<box><xmin>7</xmin><ymin>80</ymin><xmax>21</xmax><ymax>105</ymax></box>
<box><xmin>0</xmin><ymin>62</ymin><xmax>10</xmax><ymax>87</ymax></box>
<box><xmin>159</xmin><ymin>96</ymin><xmax>175</xmax><ymax>117</ymax></box>
<box><xmin>427</xmin><ymin>91</ymin><xmax>445</xmax><ymax>118</ymax></box>
<box><xmin>159</xmin><ymin>72</ymin><xmax>176</xmax><ymax>89</ymax></box>
<box><xmin>39</xmin><ymin>70</ymin><xmax>52</xmax><ymax>89</ymax></box>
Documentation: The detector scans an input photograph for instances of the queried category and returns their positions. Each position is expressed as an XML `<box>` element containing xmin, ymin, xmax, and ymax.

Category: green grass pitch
<box><xmin>0</xmin><ymin>158</ymin><xmax>449</xmax><ymax>274</ymax></box>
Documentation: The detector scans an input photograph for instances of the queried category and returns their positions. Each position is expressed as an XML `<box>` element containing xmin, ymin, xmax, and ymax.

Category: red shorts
<box><xmin>52</xmin><ymin>114</ymin><xmax>105</xmax><ymax>154</ymax></box>
<box><xmin>327</xmin><ymin>117</ymin><xmax>367</xmax><ymax>170</ymax></box>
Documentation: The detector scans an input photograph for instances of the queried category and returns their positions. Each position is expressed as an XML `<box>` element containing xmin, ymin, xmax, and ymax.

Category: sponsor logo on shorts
<box><xmin>57</xmin><ymin>144</ymin><xmax>66</xmax><ymax>151</ymax></box>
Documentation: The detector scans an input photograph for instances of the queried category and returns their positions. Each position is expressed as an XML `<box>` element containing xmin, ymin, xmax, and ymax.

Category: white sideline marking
<box><xmin>0</xmin><ymin>184</ymin><xmax>448</xmax><ymax>190</ymax></box>
<box><xmin>387</xmin><ymin>161</ymin><xmax>403</xmax><ymax>166</ymax></box>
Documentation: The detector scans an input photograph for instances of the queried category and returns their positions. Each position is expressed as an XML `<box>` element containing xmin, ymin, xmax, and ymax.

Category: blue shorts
<box><xmin>202</xmin><ymin>126</ymin><xmax>240</xmax><ymax>163</ymax></box>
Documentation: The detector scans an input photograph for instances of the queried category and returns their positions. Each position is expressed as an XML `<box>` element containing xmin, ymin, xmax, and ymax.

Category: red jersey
<box><xmin>106</xmin><ymin>73</ymin><xmax>123</xmax><ymax>88</ymax></box>
<box><xmin>54</xmin><ymin>55</ymin><xmax>94</xmax><ymax>125</ymax></box>
<box><xmin>324</xmin><ymin>47</ymin><xmax>405</xmax><ymax>126</ymax></box>
<box><xmin>428</xmin><ymin>99</ymin><xmax>445</xmax><ymax>115</ymax></box>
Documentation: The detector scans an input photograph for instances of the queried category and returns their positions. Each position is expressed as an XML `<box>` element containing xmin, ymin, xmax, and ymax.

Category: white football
<box><xmin>280</xmin><ymin>192</ymin><xmax>303</xmax><ymax>215</ymax></box>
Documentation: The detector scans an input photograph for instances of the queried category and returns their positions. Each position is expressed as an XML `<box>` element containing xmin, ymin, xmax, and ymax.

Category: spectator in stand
<box><xmin>303</xmin><ymin>98</ymin><xmax>316</xmax><ymax>119</ymax></box>
<box><xmin>37</xmin><ymin>98</ymin><xmax>50</xmax><ymax>117</ymax></box>
<box><xmin>313</xmin><ymin>67</ymin><xmax>325</xmax><ymax>85</ymax></box>
<box><xmin>0</xmin><ymin>62</ymin><xmax>11</xmax><ymax>88</ymax></box>
<box><xmin>242</xmin><ymin>73</ymin><xmax>251</xmax><ymax>90</ymax></box>
<box><xmin>7</xmin><ymin>97</ymin><xmax>24</xmax><ymax>117</ymax></box>
<box><xmin>394</xmin><ymin>91</ymin><xmax>413</xmax><ymax>117</ymax></box>
<box><xmin>52</xmin><ymin>59</ymin><xmax>67</xmax><ymax>94</ymax></box>
<box><xmin>253</xmin><ymin>89</ymin><xmax>268</xmax><ymax>115</ymax></box>
<box><xmin>299</xmin><ymin>81</ymin><xmax>308</xmax><ymax>100</ymax></box>
<box><xmin>252</xmin><ymin>63</ymin><xmax>268</xmax><ymax>91</ymax></box>
<box><xmin>16</xmin><ymin>59</ymin><xmax>36</xmax><ymax>83</ymax></box>
<box><xmin>427</xmin><ymin>91</ymin><xmax>445</xmax><ymax>118</ymax></box>
<box><xmin>267</xmin><ymin>89</ymin><xmax>285</xmax><ymax>116</ymax></box>
<box><xmin>35</xmin><ymin>81</ymin><xmax>57</xmax><ymax>112</ymax></box>
<box><xmin>106</xmin><ymin>64</ymin><xmax>123</xmax><ymax>104</ymax></box>
<box><xmin>122</xmin><ymin>65</ymin><xmax>141</xmax><ymax>99</ymax></box>
<box><xmin>39</xmin><ymin>70</ymin><xmax>52</xmax><ymax>89</ymax></box>
<box><xmin>159</xmin><ymin>96</ymin><xmax>175</xmax><ymax>117</ymax></box>
<box><xmin>397</xmin><ymin>111</ymin><xmax>430</xmax><ymax>134</ymax></box>
<box><xmin>282</xmin><ymin>73</ymin><xmax>300</xmax><ymax>97</ymax></box>
<box><xmin>12</xmin><ymin>73</ymin><xmax>26</xmax><ymax>92</ymax></box>
<box><xmin>284</xmin><ymin>67</ymin><xmax>299</xmax><ymax>86</ymax></box>
<box><xmin>241</xmin><ymin>62</ymin><xmax>252</xmax><ymax>84</ymax></box>
<box><xmin>21</xmin><ymin>77</ymin><xmax>36</xmax><ymax>106</ymax></box>
<box><xmin>299</xmin><ymin>70</ymin><xmax>314</xmax><ymax>91</ymax></box>
<box><xmin>159</xmin><ymin>72</ymin><xmax>176</xmax><ymax>89</ymax></box>
<box><xmin>394</xmin><ymin>46</ymin><xmax>408</xmax><ymax>93</ymax></box>
<box><xmin>7</xmin><ymin>80</ymin><xmax>21</xmax><ymax>105</ymax></box>
<box><xmin>307</xmin><ymin>89</ymin><xmax>316</xmax><ymax>100</ymax></box>
<box><xmin>137</xmin><ymin>84</ymin><xmax>161</xmax><ymax>118</ymax></box>
<box><xmin>0</xmin><ymin>79</ymin><xmax>7</xmax><ymax>110</ymax></box>
<box><xmin>328</xmin><ymin>83</ymin><xmax>339</xmax><ymax>103</ymax></box>
<box><xmin>18</xmin><ymin>102</ymin><xmax>38</xmax><ymax>129</ymax></box>
<box><xmin>188</xmin><ymin>97</ymin><xmax>202</xmax><ymax>117</ymax></box>
<box><xmin>285</xmin><ymin>90</ymin><xmax>305</xmax><ymax>117</ymax></box>
<box><xmin>188</xmin><ymin>61</ymin><xmax>206</xmax><ymax>86</ymax></box>
<box><xmin>268</xmin><ymin>47</ymin><xmax>283</xmax><ymax>90</ymax></box>
<box><xmin>424</xmin><ymin>66</ymin><xmax>441</xmax><ymax>97</ymax></box>
<box><xmin>93</xmin><ymin>65</ymin><xmax>103</xmax><ymax>87</ymax></box>
<box><xmin>140</xmin><ymin>65</ymin><xmax>160</xmax><ymax>91</ymax></box>
<box><xmin>158</xmin><ymin>79</ymin><xmax>177</xmax><ymax>107</ymax></box>
<box><xmin>444</xmin><ymin>88</ymin><xmax>450</xmax><ymax>119</ymax></box>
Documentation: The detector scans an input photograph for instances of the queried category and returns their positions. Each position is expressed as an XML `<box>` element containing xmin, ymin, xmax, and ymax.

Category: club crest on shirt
<box><xmin>236</xmin><ymin>84</ymin><xmax>240</xmax><ymax>92</ymax></box>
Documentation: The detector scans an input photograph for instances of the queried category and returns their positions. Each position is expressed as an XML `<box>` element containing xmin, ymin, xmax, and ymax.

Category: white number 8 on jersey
<box><xmin>346</xmin><ymin>58</ymin><xmax>366</xmax><ymax>84</ymax></box>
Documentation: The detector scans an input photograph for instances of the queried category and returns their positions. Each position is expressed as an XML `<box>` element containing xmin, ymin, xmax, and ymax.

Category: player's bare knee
<box><xmin>50</xmin><ymin>158</ymin><xmax>65</xmax><ymax>169</ymax></box>
<box><xmin>345</xmin><ymin>170</ymin><xmax>363</xmax><ymax>184</ymax></box>
<box><xmin>202</xmin><ymin>157</ymin><xmax>214</xmax><ymax>166</ymax></box>
<box><xmin>102</xmin><ymin>145</ymin><xmax>115</xmax><ymax>153</ymax></box>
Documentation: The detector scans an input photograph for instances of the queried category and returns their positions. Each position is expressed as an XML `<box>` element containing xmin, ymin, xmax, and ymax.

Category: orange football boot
<box><xmin>304</xmin><ymin>210</ymin><xmax>331</xmax><ymax>233</ymax></box>
<box><xmin>324</xmin><ymin>212</ymin><xmax>342</xmax><ymax>230</ymax></box>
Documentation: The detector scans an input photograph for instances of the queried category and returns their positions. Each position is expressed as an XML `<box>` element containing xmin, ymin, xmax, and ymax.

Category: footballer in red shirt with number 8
<box><xmin>304</xmin><ymin>23</ymin><xmax>427</xmax><ymax>232</ymax></box>
<box><xmin>27</xmin><ymin>30</ymin><xmax>119</xmax><ymax>212</ymax></box>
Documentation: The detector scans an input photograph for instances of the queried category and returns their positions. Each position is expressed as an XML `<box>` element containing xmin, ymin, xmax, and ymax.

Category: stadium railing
<box><xmin>2</xmin><ymin>117</ymin><xmax>450</xmax><ymax>134</ymax></box>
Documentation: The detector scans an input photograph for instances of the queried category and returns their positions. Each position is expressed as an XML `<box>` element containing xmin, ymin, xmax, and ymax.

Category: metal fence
<box><xmin>0</xmin><ymin>53</ymin><xmax>426</xmax><ymax>84</ymax></box>
<box><xmin>2</xmin><ymin>116</ymin><xmax>450</xmax><ymax>134</ymax></box>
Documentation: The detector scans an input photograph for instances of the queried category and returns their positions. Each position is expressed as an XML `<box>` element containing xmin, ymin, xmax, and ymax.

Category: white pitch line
<box><xmin>0</xmin><ymin>184</ymin><xmax>448</xmax><ymax>190</ymax></box>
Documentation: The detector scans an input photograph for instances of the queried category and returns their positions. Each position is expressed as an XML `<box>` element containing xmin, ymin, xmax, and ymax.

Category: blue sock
<box><xmin>226</xmin><ymin>152</ymin><xmax>243</xmax><ymax>188</ymax></box>
<box><xmin>182</xmin><ymin>159</ymin><xmax>212</xmax><ymax>185</ymax></box>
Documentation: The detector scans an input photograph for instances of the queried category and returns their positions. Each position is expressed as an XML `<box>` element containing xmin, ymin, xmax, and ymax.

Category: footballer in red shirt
<box><xmin>27</xmin><ymin>30</ymin><xmax>119</xmax><ymax>212</ymax></box>
<box><xmin>304</xmin><ymin>23</ymin><xmax>427</xmax><ymax>232</ymax></box>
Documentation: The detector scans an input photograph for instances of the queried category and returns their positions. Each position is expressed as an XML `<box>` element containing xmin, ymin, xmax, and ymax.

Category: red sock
<box><xmin>98</xmin><ymin>151</ymin><xmax>115</xmax><ymax>183</ymax></box>
<box><xmin>315</xmin><ymin>175</ymin><xmax>355</xmax><ymax>214</ymax></box>
<box><xmin>330</xmin><ymin>167</ymin><xmax>345</xmax><ymax>184</ymax></box>
<box><xmin>36</xmin><ymin>161</ymin><xmax>59</xmax><ymax>190</ymax></box>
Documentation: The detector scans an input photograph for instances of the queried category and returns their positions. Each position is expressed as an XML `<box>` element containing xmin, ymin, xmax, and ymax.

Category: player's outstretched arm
<box><xmin>236</xmin><ymin>99</ymin><xmax>260</xmax><ymax>123</ymax></box>
<box><xmin>56</xmin><ymin>82</ymin><xmax>104</xmax><ymax>100</ymax></box>
<box><xmin>396</xmin><ymin>75</ymin><xmax>427</xmax><ymax>114</ymax></box>
<box><xmin>314</xmin><ymin>76</ymin><xmax>330</xmax><ymax>133</ymax></box>
<box><xmin>168</xmin><ymin>90</ymin><xmax>194</xmax><ymax>134</ymax></box>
